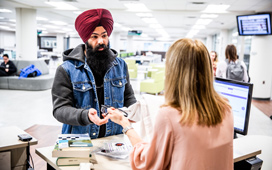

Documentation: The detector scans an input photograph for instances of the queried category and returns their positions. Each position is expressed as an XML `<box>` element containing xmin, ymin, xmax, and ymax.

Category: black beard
<box><xmin>85</xmin><ymin>42</ymin><xmax>115</xmax><ymax>85</ymax></box>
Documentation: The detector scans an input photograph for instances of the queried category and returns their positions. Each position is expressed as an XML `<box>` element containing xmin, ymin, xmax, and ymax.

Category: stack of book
<box><xmin>52</xmin><ymin>134</ymin><xmax>97</xmax><ymax>166</ymax></box>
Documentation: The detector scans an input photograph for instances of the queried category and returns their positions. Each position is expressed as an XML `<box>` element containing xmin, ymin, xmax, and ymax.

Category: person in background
<box><xmin>108</xmin><ymin>38</ymin><xmax>233</xmax><ymax>170</ymax></box>
<box><xmin>210</xmin><ymin>51</ymin><xmax>218</xmax><ymax>76</ymax></box>
<box><xmin>0</xmin><ymin>54</ymin><xmax>17</xmax><ymax>76</ymax></box>
<box><xmin>51</xmin><ymin>8</ymin><xmax>136</xmax><ymax>139</ymax></box>
<box><xmin>216</xmin><ymin>44</ymin><xmax>248</xmax><ymax>82</ymax></box>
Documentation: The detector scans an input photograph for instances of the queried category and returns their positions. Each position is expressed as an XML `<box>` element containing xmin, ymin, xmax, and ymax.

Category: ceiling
<box><xmin>0</xmin><ymin>0</ymin><xmax>272</xmax><ymax>40</ymax></box>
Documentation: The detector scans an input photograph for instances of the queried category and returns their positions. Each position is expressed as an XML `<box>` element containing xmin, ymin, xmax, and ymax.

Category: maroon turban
<box><xmin>75</xmin><ymin>8</ymin><xmax>114</xmax><ymax>43</ymax></box>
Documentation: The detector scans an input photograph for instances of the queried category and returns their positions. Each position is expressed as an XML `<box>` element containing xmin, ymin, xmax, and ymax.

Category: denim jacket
<box><xmin>52</xmin><ymin>44</ymin><xmax>136</xmax><ymax>139</ymax></box>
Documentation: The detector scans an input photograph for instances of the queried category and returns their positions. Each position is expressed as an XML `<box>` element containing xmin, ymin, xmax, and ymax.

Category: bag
<box><xmin>226</xmin><ymin>60</ymin><xmax>244</xmax><ymax>81</ymax></box>
<box><xmin>19</xmin><ymin>64</ymin><xmax>42</xmax><ymax>79</ymax></box>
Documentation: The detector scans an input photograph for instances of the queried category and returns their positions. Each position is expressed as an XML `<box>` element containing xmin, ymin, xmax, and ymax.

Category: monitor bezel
<box><xmin>236</xmin><ymin>13</ymin><xmax>272</xmax><ymax>36</ymax></box>
<box><xmin>214</xmin><ymin>77</ymin><xmax>254</xmax><ymax>135</ymax></box>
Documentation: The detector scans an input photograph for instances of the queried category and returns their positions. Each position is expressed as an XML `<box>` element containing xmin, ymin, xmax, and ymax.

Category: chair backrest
<box><xmin>151</xmin><ymin>70</ymin><xmax>164</xmax><ymax>82</ymax></box>
<box><xmin>124</xmin><ymin>59</ymin><xmax>137</xmax><ymax>70</ymax></box>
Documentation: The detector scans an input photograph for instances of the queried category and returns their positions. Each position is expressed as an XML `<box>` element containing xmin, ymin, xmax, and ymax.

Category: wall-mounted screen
<box><xmin>237</xmin><ymin>13</ymin><xmax>272</xmax><ymax>36</ymax></box>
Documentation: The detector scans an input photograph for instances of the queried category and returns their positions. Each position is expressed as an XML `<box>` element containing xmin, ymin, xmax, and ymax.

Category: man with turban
<box><xmin>51</xmin><ymin>8</ymin><xmax>136</xmax><ymax>139</ymax></box>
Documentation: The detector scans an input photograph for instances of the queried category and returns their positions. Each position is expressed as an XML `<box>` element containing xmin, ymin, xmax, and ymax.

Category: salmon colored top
<box><xmin>130</xmin><ymin>106</ymin><xmax>233</xmax><ymax>170</ymax></box>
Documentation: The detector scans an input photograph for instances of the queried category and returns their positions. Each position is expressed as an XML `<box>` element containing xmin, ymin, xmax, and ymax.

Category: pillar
<box><xmin>16</xmin><ymin>8</ymin><xmax>37</xmax><ymax>60</ymax></box>
<box><xmin>56</xmin><ymin>34</ymin><xmax>64</xmax><ymax>53</ymax></box>
<box><xmin>249</xmin><ymin>36</ymin><xmax>272</xmax><ymax>99</ymax></box>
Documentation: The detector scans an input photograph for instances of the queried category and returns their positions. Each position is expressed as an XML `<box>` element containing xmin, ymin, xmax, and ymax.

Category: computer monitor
<box><xmin>236</xmin><ymin>13</ymin><xmax>272</xmax><ymax>36</ymax></box>
<box><xmin>213</xmin><ymin>77</ymin><xmax>253</xmax><ymax>136</ymax></box>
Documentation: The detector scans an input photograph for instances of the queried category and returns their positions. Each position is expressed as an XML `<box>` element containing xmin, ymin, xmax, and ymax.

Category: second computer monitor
<box><xmin>213</xmin><ymin>77</ymin><xmax>253</xmax><ymax>136</ymax></box>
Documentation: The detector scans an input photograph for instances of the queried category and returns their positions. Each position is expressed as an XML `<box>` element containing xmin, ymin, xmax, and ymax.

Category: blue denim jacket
<box><xmin>61</xmin><ymin>57</ymin><xmax>127</xmax><ymax>139</ymax></box>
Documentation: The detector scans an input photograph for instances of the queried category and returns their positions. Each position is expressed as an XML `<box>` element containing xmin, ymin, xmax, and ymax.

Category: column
<box><xmin>218</xmin><ymin>29</ymin><xmax>228</xmax><ymax>61</ymax></box>
<box><xmin>110</xmin><ymin>31</ymin><xmax>121</xmax><ymax>54</ymax></box>
<box><xmin>249</xmin><ymin>36</ymin><xmax>272</xmax><ymax>99</ymax></box>
<box><xmin>238</xmin><ymin>36</ymin><xmax>245</xmax><ymax>61</ymax></box>
<box><xmin>16</xmin><ymin>8</ymin><xmax>37</xmax><ymax>60</ymax></box>
<box><xmin>56</xmin><ymin>34</ymin><xmax>64</xmax><ymax>53</ymax></box>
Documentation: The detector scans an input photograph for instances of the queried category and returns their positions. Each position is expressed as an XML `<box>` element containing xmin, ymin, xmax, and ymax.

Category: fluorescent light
<box><xmin>200</xmin><ymin>14</ymin><xmax>218</xmax><ymax>18</ymax></box>
<box><xmin>192</xmin><ymin>25</ymin><xmax>206</xmax><ymax>29</ymax></box>
<box><xmin>9</xmin><ymin>19</ymin><xmax>16</xmax><ymax>22</ymax></box>
<box><xmin>195</xmin><ymin>19</ymin><xmax>212</xmax><ymax>25</ymax></box>
<box><xmin>186</xmin><ymin>30</ymin><xmax>199</xmax><ymax>38</ymax></box>
<box><xmin>142</xmin><ymin>18</ymin><xmax>158</xmax><ymax>24</ymax></box>
<box><xmin>0</xmin><ymin>26</ymin><xmax>10</xmax><ymax>29</ymax></box>
<box><xmin>45</xmin><ymin>2</ymin><xmax>78</xmax><ymax>10</ymax></box>
<box><xmin>36</xmin><ymin>17</ymin><xmax>48</xmax><ymax>21</ymax></box>
<box><xmin>124</xmin><ymin>3</ymin><xmax>150</xmax><ymax>12</ymax></box>
<box><xmin>203</xmin><ymin>4</ymin><xmax>230</xmax><ymax>13</ymax></box>
<box><xmin>0</xmin><ymin>17</ymin><xmax>4</xmax><ymax>19</ymax></box>
<box><xmin>136</xmin><ymin>13</ymin><xmax>153</xmax><ymax>17</ymax></box>
<box><xmin>50</xmin><ymin>21</ymin><xmax>67</xmax><ymax>25</ymax></box>
<box><xmin>149</xmin><ymin>24</ymin><xmax>162</xmax><ymax>29</ymax></box>
<box><xmin>0</xmin><ymin>9</ymin><xmax>12</xmax><ymax>13</ymax></box>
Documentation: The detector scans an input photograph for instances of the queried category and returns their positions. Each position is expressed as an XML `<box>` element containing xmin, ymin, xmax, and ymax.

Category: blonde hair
<box><xmin>164</xmin><ymin>38</ymin><xmax>230</xmax><ymax>126</ymax></box>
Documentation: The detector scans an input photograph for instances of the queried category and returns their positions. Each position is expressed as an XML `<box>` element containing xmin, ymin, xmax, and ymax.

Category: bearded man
<box><xmin>52</xmin><ymin>8</ymin><xmax>136</xmax><ymax>139</ymax></box>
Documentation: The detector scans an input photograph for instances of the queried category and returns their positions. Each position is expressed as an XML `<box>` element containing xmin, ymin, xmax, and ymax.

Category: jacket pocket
<box><xmin>72</xmin><ymin>82</ymin><xmax>94</xmax><ymax>108</ymax></box>
<box><xmin>111</xmin><ymin>78</ymin><xmax>127</xmax><ymax>104</ymax></box>
<box><xmin>73</xmin><ymin>82</ymin><xmax>93</xmax><ymax>92</ymax></box>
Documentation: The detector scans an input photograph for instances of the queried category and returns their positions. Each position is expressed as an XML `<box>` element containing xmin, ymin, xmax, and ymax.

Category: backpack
<box><xmin>226</xmin><ymin>60</ymin><xmax>244</xmax><ymax>81</ymax></box>
<box><xmin>19</xmin><ymin>64</ymin><xmax>42</xmax><ymax>79</ymax></box>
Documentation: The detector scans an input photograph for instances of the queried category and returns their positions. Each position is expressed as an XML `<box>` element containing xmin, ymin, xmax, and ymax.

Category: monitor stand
<box><xmin>234</xmin><ymin>132</ymin><xmax>238</xmax><ymax>139</ymax></box>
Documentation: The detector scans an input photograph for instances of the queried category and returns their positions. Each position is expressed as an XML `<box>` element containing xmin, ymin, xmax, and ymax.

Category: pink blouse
<box><xmin>130</xmin><ymin>106</ymin><xmax>233</xmax><ymax>170</ymax></box>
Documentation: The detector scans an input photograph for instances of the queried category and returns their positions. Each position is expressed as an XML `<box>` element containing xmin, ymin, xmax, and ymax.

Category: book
<box><xmin>52</xmin><ymin>134</ymin><xmax>94</xmax><ymax>158</ymax></box>
<box><xmin>56</xmin><ymin>154</ymin><xmax>98</xmax><ymax>166</ymax></box>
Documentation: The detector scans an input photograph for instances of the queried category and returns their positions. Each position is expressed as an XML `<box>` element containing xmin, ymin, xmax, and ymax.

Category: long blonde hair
<box><xmin>164</xmin><ymin>38</ymin><xmax>230</xmax><ymax>126</ymax></box>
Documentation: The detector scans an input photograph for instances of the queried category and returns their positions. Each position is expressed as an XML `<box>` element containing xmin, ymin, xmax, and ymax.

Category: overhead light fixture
<box><xmin>9</xmin><ymin>19</ymin><xmax>16</xmax><ymax>22</ymax></box>
<box><xmin>192</xmin><ymin>25</ymin><xmax>206</xmax><ymax>29</ymax></box>
<box><xmin>142</xmin><ymin>18</ymin><xmax>158</xmax><ymax>24</ymax></box>
<box><xmin>0</xmin><ymin>9</ymin><xmax>12</xmax><ymax>13</ymax></box>
<box><xmin>195</xmin><ymin>19</ymin><xmax>212</xmax><ymax>25</ymax></box>
<box><xmin>45</xmin><ymin>1</ymin><xmax>78</xmax><ymax>10</ymax></box>
<box><xmin>186</xmin><ymin>30</ymin><xmax>199</xmax><ymax>38</ymax></box>
<box><xmin>0</xmin><ymin>17</ymin><xmax>5</xmax><ymax>19</ymax></box>
<box><xmin>202</xmin><ymin>4</ymin><xmax>230</xmax><ymax>13</ymax></box>
<box><xmin>0</xmin><ymin>26</ymin><xmax>10</xmax><ymax>29</ymax></box>
<box><xmin>136</xmin><ymin>13</ymin><xmax>153</xmax><ymax>17</ymax></box>
<box><xmin>36</xmin><ymin>17</ymin><xmax>48</xmax><ymax>21</ymax></box>
<box><xmin>49</xmin><ymin>21</ymin><xmax>67</xmax><ymax>25</ymax></box>
<box><xmin>200</xmin><ymin>14</ymin><xmax>218</xmax><ymax>18</ymax></box>
<box><xmin>124</xmin><ymin>3</ymin><xmax>150</xmax><ymax>12</ymax></box>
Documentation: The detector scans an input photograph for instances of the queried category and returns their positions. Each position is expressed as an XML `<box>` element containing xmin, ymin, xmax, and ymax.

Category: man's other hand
<box><xmin>88</xmin><ymin>108</ymin><xmax>109</xmax><ymax>126</ymax></box>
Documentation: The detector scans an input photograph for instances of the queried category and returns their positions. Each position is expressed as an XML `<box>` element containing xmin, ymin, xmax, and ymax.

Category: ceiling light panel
<box><xmin>124</xmin><ymin>3</ymin><xmax>150</xmax><ymax>12</ymax></box>
<box><xmin>44</xmin><ymin>2</ymin><xmax>78</xmax><ymax>10</ymax></box>
<box><xmin>203</xmin><ymin>4</ymin><xmax>230</xmax><ymax>13</ymax></box>
<box><xmin>0</xmin><ymin>9</ymin><xmax>12</xmax><ymax>13</ymax></box>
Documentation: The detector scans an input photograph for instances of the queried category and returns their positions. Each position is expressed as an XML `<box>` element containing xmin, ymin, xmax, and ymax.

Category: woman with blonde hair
<box><xmin>107</xmin><ymin>38</ymin><xmax>233</xmax><ymax>170</ymax></box>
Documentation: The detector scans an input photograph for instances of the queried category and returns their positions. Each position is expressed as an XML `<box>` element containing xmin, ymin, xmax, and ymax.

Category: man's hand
<box><xmin>88</xmin><ymin>108</ymin><xmax>109</xmax><ymax>126</ymax></box>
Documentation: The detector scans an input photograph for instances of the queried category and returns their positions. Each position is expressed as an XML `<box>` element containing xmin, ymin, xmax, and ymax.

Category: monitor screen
<box><xmin>214</xmin><ymin>78</ymin><xmax>253</xmax><ymax>135</ymax></box>
<box><xmin>237</xmin><ymin>13</ymin><xmax>272</xmax><ymax>36</ymax></box>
